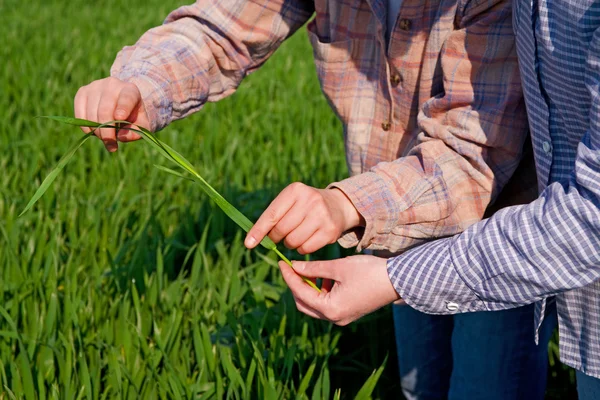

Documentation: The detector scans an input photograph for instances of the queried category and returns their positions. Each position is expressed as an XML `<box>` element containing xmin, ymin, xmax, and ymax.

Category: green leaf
<box><xmin>43</xmin><ymin>292</ymin><xmax>58</xmax><ymax>338</ymax></box>
<box><xmin>220</xmin><ymin>347</ymin><xmax>245</xmax><ymax>396</ymax></box>
<box><xmin>354</xmin><ymin>355</ymin><xmax>388</xmax><ymax>400</ymax></box>
<box><xmin>38</xmin><ymin>115</ymin><xmax>102</xmax><ymax>128</ymax></box>
<box><xmin>16</xmin><ymin>352</ymin><xmax>35</xmax><ymax>400</ymax></box>
<box><xmin>115</xmin><ymin>122</ymin><xmax>316</xmax><ymax>290</ymax></box>
<box><xmin>153</xmin><ymin>165</ymin><xmax>194</xmax><ymax>182</ymax></box>
<box><xmin>19</xmin><ymin>133</ymin><xmax>93</xmax><ymax>216</ymax></box>
<box><xmin>78</xmin><ymin>352</ymin><xmax>93</xmax><ymax>400</ymax></box>
<box><xmin>245</xmin><ymin>359</ymin><xmax>257</xmax><ymax>395</ymax></box>
<box><xmin>32</xmin><ymin>116</ymin><xmax>320</xmax><ymax>291</ymax></box>
<box><xmin>200</xmin><ymin>323</ymin><xmax>215</xmax><ymax>376</ymax></box>
<box><xmin>296</xmin><ymin>359</ymin><xmax>317</xmax><ymax>399</ymax></box>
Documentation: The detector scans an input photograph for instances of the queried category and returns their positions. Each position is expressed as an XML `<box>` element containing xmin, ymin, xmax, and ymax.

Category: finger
<box><xmin>294</xmin><ymin>296</ymin><xmax>326</xmax><ymax>320</ymax></box>
<box><xmin>291</xmin><ymin>259</ymin><xmax>339</xmax><ymax>280</ymax></box>
<box><xmin>321</xmin><ymin>279</ymin><xmax>334</xmax><ymax>294</ymax></box>
<box><xmin>296</xmin><ymin>229</ymin><xmax>331</xmax><ymax>255</ymax></box>
<box><xmin>86</xmin><ymin>90</ymin><xmax>102</xmax><ymax>140</ymax></box>
<box><xmin>245</xmin><ymin>187</ymin><xmax>297</xmax><ymax>249</ymax></box>
<box><xmin>279</xmin><ymin>261</ymin><xmax>326</xmax><ymax>312</ymax></box>
<box><xmin>114</xmin><ymin>83</ymin><xmax>141</xmax><ymax>121</ymax></box>
<box><xmin>116</xmin><ymin>123</ymin><xmax>142</xmax><ymax>142</ymax></box>
<box><xmin>74</xmin><ymin>87</ymin><xmax>91</xmax><ymax>134</ymax></box>
<box><xmin>268</xmin><ymin>204</ymin><xmax>305</xmax><ymax>244</ymax></box>
<box><xmin>282</xmin><ymin>215</ymin><xmax>319</xmax><ymax>250</ymax></box>
<box><xmin>97</xmin><ymin>92</ymin><xmax>119</xmax><ymax>152</ymax></box>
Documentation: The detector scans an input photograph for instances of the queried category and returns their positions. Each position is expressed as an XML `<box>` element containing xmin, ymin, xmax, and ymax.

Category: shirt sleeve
<box><xmin>331</xmin><ymin>0</ymin><xmax>529</xmax><ymax>253</ymax></box>
<box><xmin>110</xmin><ymin>0</ymin><xmax>314</xmax><ymax>132</ymax></box>
<box><xmin>387</xmin><ymin>25</ymin><xmax>600</xmax><ymax>314</ymax></box>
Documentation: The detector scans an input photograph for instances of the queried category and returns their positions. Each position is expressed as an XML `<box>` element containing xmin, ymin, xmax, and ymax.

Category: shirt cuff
<box><xmin>387</xmin><ymin>238</ymin><xmax>488</xmax><ymax>315</ymax></box>
<box><xmin>328</xmin><ymin>171</ymin><xmax>405</xmax><ymax>251</ymax></box>
<box><xmin>111</xmin><ymin>57</ymin><xmax>172</xmax><ymax>132</ymax></box>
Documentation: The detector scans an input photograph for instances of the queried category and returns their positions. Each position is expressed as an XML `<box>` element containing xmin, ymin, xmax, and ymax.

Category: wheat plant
<box><xmin>21</xmin><ymin>116</ymin><xmax>320</xmax><ymax>291</ymax></box>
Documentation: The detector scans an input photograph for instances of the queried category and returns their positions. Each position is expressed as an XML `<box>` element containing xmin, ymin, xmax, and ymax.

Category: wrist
<box><xmin>329</xmin><ymin>188</ymin><xmax>365</xmax><ymax>231</ymax></box>
<box><xmin>376</xmin><ymin>256</ymin><xmax>401</xmax><ymax>304</ymax></box>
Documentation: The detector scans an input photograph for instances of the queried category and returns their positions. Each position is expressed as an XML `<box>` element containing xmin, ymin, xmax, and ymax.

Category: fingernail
<box><xmin>245</xmin><ymin>235</ymin><xmax>257</xmax><ymax>248</ymax></box>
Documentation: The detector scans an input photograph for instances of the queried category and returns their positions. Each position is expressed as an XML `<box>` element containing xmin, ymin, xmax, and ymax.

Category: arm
<box><xmin>331</xmin><ymin>0</ymin><xmax>528</xmax><ymax>253</ymax></box>
<box><xmin>75</xmin><ymin>0</ymin><xmax>313</xmax><ymax>151</ymax></box>
<box><xmin>276</xmin><ymin>23</ymin><xmax>600</xmax><ymax>326</ymax></box>
<box><xmin>111</xmin><ymin>0</ymin><xmax>313</xmax><ymax>130</ymax></box>
<box><xmin>389</xmin><ymin>135</ymin><xmax>600</xmax><ymax>314</ymax></box>
<box><xmin>278</xmin><ymin>128</ymin><xmax>599</xmax><ymax>323</ymax></box>
<box><xmin>246</xmin><ymin>0</ymin><xmax>528</xmax><ymax>255</ymax></box>
<box><xmin>111</xmin><ymin>0</ymin><xmax>314</xmax><ymax>132</ymax></box>
<box><xmin>387</xmin><ymin>25</ymin><xmax>600</xmax><ymax>314</ymax></box>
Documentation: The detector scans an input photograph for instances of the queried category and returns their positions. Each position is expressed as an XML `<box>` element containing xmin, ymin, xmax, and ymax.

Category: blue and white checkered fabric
<box><xmin>387</xmin><ymin>0</ymin><xmax>600</xmax><ymax>378</ymax></box>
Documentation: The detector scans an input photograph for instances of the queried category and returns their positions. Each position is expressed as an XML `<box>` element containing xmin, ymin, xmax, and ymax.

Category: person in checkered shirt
<box><xmin>283</xmin><ymin>1</ymin><xmax>600</xmax><ymax>398</ymax></box>
<box><xmin>74</xmin><ymin>0</ymin><xmax>553</xmax><ymax>398</ymax></box>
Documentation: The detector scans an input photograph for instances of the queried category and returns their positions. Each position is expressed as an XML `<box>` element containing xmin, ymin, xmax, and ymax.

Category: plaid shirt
<box><xmin>389</xmin><ymin>0</ymin><xmax>600</xmax><ymax>378</ymax></box>
<box><xmin>111</xmin><ymin>0</ymin><xmax>530</xmax><ymax>254</ymax></box>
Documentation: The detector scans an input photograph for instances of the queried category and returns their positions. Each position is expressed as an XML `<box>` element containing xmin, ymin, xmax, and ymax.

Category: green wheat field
<box><xmin>0</xmin><ymin>0</ymin><xmax>576</xmax><ymax>398</ymax></box>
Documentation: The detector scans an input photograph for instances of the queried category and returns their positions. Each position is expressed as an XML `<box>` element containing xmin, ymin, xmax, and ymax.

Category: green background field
<box><xmin>0</xmin><ymin>0</ymin><xmax>576</xmax><ymax>398</ymax></box>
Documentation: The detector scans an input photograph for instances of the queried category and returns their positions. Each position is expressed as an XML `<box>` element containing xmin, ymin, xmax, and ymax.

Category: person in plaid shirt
<box><xmin>281</xmin><ymin>0</ymin><xmax>600</xmax><ymax>398</ymax></box>
<box><xmin>74</xmin><ymin>0</ymin><xmax>552</xmax><ymax>398</ymax></box>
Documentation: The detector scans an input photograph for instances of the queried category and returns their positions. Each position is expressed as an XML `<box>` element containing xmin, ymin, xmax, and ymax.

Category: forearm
<box><xmin>110</xmin><ymin>0</ymin><xmax>313</xmax><ymax>131</ymax></box>
<box><xmin>388</xmin><ymin>140</ymin><xmax>600</xmax><ymax>314</ymax></box>
<box><xmin>332</xmin><ymin>108</ymin><xmax>528</xmax><ymax>253</ymax></box>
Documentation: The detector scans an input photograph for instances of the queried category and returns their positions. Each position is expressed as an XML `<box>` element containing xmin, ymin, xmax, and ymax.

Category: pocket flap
<box><xmin>307</xmin><ymin>20</ymin><xmax>354</xmax><ymax>63</ymax></box>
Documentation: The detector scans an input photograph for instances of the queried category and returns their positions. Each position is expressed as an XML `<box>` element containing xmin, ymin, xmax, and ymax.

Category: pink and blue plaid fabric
<box><xmin>111</xmin><ymin>0</ymin><xmax>530</xmax><ymax>254</ymax></box>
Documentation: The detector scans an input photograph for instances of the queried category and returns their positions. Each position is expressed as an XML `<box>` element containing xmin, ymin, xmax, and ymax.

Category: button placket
<box><xmin>387</xmin><ymin>9</ymin><xmax>410</xmax><ymax>129</ymax></box>
<box><xmin>382</xmin><ymin>59</ymin><xmax>394</xmax><ymax>132</ymax></box>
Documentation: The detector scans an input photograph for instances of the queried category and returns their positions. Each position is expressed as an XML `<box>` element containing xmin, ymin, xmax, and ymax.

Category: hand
<box><xmin>278</xmin><ymin>255</ymin><xmax>400</xmax><ymax>325</ymax></box>
<box><xmin>74</xmin><ymin>77</ymin><xmax>149</xmax><ymax>152</ymax></box>
<box><xmin>245</xmin><ymin>183</ymin><xmax>364</xmax><ymax>254</ymax></box>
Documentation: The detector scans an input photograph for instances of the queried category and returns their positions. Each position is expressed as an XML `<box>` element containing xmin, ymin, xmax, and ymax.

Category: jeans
<box><xmin>393</xmin><ymin>302</ymin><xmax>557</xmax><ymax>400</ymax></box>
<box><xmin>577</xmin><ymin>371</ymin><xmax>600</xmax><ymax>400</ymax></box>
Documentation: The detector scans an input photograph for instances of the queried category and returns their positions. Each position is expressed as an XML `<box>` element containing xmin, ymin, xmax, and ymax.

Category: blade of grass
<box><xmin>19</xmin><ymin>118</ymin><xmax>124</xmax><ymax>217</ymax></box>
<box><xmin>29</xmin><ymin>117</ymin><xmax>319</xmax><ymax>291</ymax></box>
<box><xmin>153</xmin><ymin>165</ymin><xmax>194</xmax><ymax>182</ymax></box>
<box><xmin>353</xmin><ymin>355</ymin><xmax>387</xmax><ymax>400</ymax></box>
<box><xmin>123</xmin><ymin>123</ymin><xmax>317</xmax><ymax>290</ymax></box>
<box><xmin>18</xmin><ymin>133</ymin><xmax>92</xmax><ymax>216</ymax></box>
<box><xmin>38</xmin><ymin>116</ymin><xmax>102</xmax><ymax>128</ymax></box>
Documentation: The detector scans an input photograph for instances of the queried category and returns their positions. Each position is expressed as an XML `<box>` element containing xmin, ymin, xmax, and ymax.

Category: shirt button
<box><xmin>390</xmin><ymin>74</ymin><xmax>402</xmax><ymax>87</ymax></box>
<box><xmin>399</xmin><ymin>19</ymin><xmax>412</xmax><ymax>31</ymax></box>
<box><xmin>542</xmin><ymin>141</ymin><xmax>553</xmax><ymax>155</ymax></box>
<box><xmin>446</xmin><ymin>302</ymin><xmax>459</xmax><ymax>312</ymax></box>
<box><xmin>381</xmin><ymin>122</ymin><xmax>391</xmax><ymax>131</ymax></box>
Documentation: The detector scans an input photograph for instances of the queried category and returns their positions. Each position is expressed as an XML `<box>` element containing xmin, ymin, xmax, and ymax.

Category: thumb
<box><xmin>114</xmin><ymin>83</ymin><xmax>142</xmax><ymax>121</ymax></box>
<box><xmin>292</xmin><ymin>260</ymin><xmax>339</xmax><ymax>280</ymax></box>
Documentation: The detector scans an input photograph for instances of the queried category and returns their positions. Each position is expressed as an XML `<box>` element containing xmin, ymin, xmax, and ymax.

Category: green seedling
<box><xmin>21</xmin><ymin>116</ymin><xmax>320</xmax><ymax>291</ymax></box>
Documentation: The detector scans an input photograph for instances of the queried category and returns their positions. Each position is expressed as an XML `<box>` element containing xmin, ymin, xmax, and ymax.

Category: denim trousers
<box><xmin>577</xmin><ymin>371</ymin><xmax>600</xmax><ymax>400</ymax></box>
<box><xmin>392</xmin><ymin>302</ymin><xmax>557</xmax><ymax>400</ymax></box>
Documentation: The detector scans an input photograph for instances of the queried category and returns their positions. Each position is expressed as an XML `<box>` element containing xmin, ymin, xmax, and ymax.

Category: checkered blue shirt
<box><xmin>388</xmin><ymin>0</ymin><xmax>600</xmax><ymax>378</ymax></box>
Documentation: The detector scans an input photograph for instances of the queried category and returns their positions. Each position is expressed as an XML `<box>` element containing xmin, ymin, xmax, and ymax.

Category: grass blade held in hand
<box><xmin>19</xmin><ymin>133</ymin><xmax>93</xmax><ymax>217</ymax></box>
<box><xmin>38</xmin><ymin>115</ymin><xmax>102</xmax><ymax>128</ymax></box>
<box><xmin>24</xmin><ymin>117</ymin><xmax>320</xmax><ymax>291</ymax></box>
<box><xmin>19</xmin><ymin>119</ymin><xmax>124</xmax><ymax>217</ymax></box>
<box><xmin>153</xmin><ymin>164</ymin><xmax>194</xmax><ymax>182</ymax></box>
